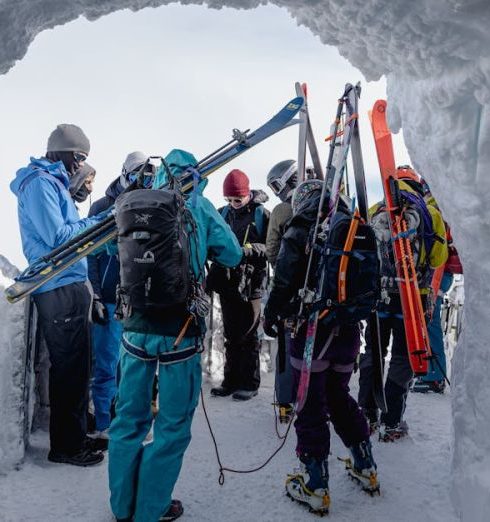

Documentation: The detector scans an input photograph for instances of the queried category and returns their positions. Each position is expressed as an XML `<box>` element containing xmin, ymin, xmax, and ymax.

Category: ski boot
<box><xmin>412</xmin><ymin>378</ymin><xmax>445</xmax><ymax>394</ymax></box>
<box><xmin>379</xmin><ymin>420</ymin><xmax>409</xmax><ymax>442</ymax></box>
<box><xmin>339</xmin><ymin>439</ymin><xmax>380</xmax><ymax>495</ymax></box>
<box><xmin>279</xmin><ymin>403</ymin><xmax>294</xmax><ymax>424</ymax></box>
<box><xmin>158</xmin><ymin>499</ymin><xmax>184</xmax><ymax>521</ymax></box>
<box><xmin>285</xmin><ymin>454</ymin><xmax>330</xmax><ymax>515</ymax></box>
<box><xmin>362</xmin><ymin>408</ymin><xmax>379</xmax><ymax>435</ymax></box>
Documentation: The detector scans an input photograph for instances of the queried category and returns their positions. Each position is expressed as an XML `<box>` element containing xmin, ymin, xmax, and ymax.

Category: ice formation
<box><xmin>0</xmin><ymin>0</ymin><xmax>488</xmax><ymax>518</ymax></box>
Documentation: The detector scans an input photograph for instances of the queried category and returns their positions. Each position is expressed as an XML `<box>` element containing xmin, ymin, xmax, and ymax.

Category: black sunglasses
<box><xmin>73</xmin><ymin>152</ymin><xmax>88</xmax><ymax>163</ymax></box>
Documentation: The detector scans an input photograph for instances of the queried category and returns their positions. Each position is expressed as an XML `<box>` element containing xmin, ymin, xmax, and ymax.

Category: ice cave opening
<box><xmin>0</xmin><ymin>1</ymin><xmax>488</xmax><ymax>520</ymax></box>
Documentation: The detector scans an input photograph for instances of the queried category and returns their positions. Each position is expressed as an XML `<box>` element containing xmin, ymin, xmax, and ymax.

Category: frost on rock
<box><xmin>0</xmin><ymin>258</ymin><xmax>29</xmax><ymax>473</ymax></box>
<box><xmin>0</xmin><ymin>0</ymin><xmax>489</xmax><ymax>518</ymax></box>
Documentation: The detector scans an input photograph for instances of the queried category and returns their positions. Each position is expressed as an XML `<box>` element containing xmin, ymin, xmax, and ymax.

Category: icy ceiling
<box><xmin>1</xmin><ymin>0</ymin><xmax>490</xmax><ymax>519</ymax></box>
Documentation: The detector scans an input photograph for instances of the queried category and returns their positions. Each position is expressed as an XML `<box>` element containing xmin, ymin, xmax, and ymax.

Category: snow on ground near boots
<box><xmin>0</xmin><ymin>370</ymin><xmax>456</xmax><ymax>522</ymax></box>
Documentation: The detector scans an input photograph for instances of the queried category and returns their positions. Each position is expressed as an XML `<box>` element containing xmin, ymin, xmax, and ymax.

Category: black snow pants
<box><xmin>33</xmin><ymin>282</ymin><xmax>91</xmax><ymax>455</ymax></box>
<box><xmin>219</xmin><ymin>294</ymin><xmax>261</xmax><ymax>392</ymax></box>
<box><xmin>358</xmin><ymin>303</ymin><xmax>414</xmax><ymax>427</ymax></box>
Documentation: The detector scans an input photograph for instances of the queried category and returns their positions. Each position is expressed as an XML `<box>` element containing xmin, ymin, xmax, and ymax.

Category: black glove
<box><xmin>92</xmin><ymin>297</ymin><xmax>109</xmax><ymax>325</ymax></box>
<box><xmin>263</xmin><ymin>314</ymin><xmax>279</xmax><ymax>338</ymax></box>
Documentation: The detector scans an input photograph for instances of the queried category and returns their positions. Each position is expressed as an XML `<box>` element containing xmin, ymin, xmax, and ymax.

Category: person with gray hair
<box><xmin>10</xmin><ymin>124</ymin><xmax>108</xmax><ymax>466</ymax></box>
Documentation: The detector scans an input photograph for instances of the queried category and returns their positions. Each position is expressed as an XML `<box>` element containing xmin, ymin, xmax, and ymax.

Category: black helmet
<box><xmin>291</xmin><ymin>179</ymin><xmax>324</xmax><ymax>215</ymax></box>
<box><xmin>267</xmin><ymin>159</ymin><xmax>298</xmax><ymax>202</ymax></box>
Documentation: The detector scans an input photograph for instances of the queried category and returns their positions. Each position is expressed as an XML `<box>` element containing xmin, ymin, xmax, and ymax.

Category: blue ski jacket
<box><xmin>10</xmin><ymin>157</ymin><xmax>104</xmax><ymax>293</ymax></box>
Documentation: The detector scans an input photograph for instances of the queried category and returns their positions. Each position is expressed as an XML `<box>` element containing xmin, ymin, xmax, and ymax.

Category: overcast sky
<box><xmin>0</xmin><ymin>3</ymin><xmax>410</xmax><ymax>268</ymax></box>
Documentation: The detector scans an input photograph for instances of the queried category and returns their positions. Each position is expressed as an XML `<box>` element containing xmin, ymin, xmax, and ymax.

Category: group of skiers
<box><xmin>10</xmin><ymin>121</ymin><xmax>461</xmax><ymax>521</ymax></box>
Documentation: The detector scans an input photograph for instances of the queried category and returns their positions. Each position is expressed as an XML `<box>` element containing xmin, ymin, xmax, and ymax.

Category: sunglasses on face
<box><xmin>225</xmin><ymin>196</ymin><xmax>246</xmax><ymax>204</ymax></box>
<box><xmin>73</xmin><ymin>152</ymin><xmax>88</xmax><ymax>163</ymax></box>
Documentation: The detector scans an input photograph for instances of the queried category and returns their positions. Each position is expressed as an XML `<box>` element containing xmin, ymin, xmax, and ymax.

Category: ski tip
<box><xmin>287</xmin><ymin>96</ymin><xmax>305</xmax><ymax>112</ymax></box>
<box><xmin>373</xmin><ymin>99</ymin><xmax>387</xmax><ymax>113</ymax></box>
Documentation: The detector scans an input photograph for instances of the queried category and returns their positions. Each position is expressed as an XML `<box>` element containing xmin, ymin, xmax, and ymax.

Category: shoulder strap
<box><xmin>254</xmin><ymin>206</ymin><xmax>265</xmax><ymax>237</ymax></box>
<box><xmin>220</xmin><ymin>206</ymin><xmax>229</xmax><ymax>222</ymax></box>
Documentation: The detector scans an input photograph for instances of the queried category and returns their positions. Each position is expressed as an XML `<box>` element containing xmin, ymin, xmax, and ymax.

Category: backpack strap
<box><xmin>254</xmin><ymin>205</ymin><xmax>265</xmax><ymax>238</ymax></box>
<box><xmin>220</xmin><ymin>206</ymin><xmax>229</xmax><ymax>222</ymax></box>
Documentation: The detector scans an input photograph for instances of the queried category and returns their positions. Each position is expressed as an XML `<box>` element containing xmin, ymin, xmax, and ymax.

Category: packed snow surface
<box><xmin>0</xmin><ymin>371</ymin><xmax>457</xmax><ymax>522</ymax></box>
<box><xmin>0</xmin><ymin>0</ymin><xmax>489</xmax><ymax>519</ymax></box>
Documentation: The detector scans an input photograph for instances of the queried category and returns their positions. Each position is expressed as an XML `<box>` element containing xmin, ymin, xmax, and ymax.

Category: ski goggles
<box><xmin>225</xmin><ymin>196</ymin><xmax>247</xmax><ymax>204</ymax></box>
<box><xmin>73</xmin><ymin>152</ymin><xmax>88</xmax><ymax>163</ymax></box>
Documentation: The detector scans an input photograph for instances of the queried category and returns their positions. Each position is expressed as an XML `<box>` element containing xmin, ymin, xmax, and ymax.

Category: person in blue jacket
<box><xmin>10</xmin><ymin>124</ymin><xmax>106</xmax><ymax>467</ymax></box>
<box><xmin>87</xmin><ymin>151</ymin><xmax>149</xmax><ymax>449</ymax></box>
<box><xmin>108</xmin><ymin>149</ymin><xmax>243</xmax><ymax>522</ymax></box>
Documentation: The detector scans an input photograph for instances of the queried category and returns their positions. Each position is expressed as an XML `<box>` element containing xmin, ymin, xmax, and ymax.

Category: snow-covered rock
<box><xmin>0</xmin><ymin>0</ymin><xmax>488</xmax><ymax>519</ymax></box>
<box><xmin>0</xmin><ymin>257</ymin><xmax>29</xmax><ymax>474</ymax></box>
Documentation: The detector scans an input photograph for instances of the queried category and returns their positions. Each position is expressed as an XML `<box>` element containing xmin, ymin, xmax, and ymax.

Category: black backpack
<box><xmin>312</xmin><ymin>208</ymin><xmax>380</xmax><ymax>325</ymax></box>
<box><xmin>114</xmin><ymin>188</ymin><xmax>194</xmax><ymax>318</ymax></box>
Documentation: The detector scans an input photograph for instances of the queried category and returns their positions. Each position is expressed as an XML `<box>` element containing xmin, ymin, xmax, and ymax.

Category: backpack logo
<box><xmin>135</xmin><ymin>213</ymin><xmax>152</xmax><ymax>225</ymax></box>
<box><xmin>134</xmin><ymin>250</ymin><xmax>155</xmax><ymax>264</ymax></box>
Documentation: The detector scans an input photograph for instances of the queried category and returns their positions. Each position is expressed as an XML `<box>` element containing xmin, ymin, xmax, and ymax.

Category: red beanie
<box><xmin>223</xmin><ymin>169</ymin><xmax>250</xmax><ymax>197</ymax></box>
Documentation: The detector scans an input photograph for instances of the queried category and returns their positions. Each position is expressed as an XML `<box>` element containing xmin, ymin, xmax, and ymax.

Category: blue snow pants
<box><xmin>422</xmin><ymin>271</ymin><xmax>453</xmax><ymax>382</ymax></box>
<box><xmin>109</xmin><ymin>331</ymin><xmax>202</xmax><ymax>522</ymax></box>
<box><xmin>92</xmin><ymin>303</ymin><xmax>123</xmax><ymax>431</ymax></box>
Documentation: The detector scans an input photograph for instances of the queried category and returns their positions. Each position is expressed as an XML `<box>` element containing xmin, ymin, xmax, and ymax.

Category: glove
<box><xmin>92</xmin><ymin>296</ymin><xmax>109</xmax><ymax>325</ymax></box>
<box><xmin>242</xmin><ymin>242</ymin><xmax>266</xmax><ymax>259</ymax></box>
<box><xmin>263</xmin><ymin>314</ymin><xmax>279</xmax><ymax>338</ymax></box>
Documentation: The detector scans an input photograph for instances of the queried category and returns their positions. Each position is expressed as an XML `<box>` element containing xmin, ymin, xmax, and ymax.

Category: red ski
<box><xmin>370</xmin><ymin>99</ymin><xmax>430</xmax><ymax>375</ymax></box>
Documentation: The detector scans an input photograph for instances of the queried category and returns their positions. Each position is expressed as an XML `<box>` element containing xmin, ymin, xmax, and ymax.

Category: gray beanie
<box><xmin>47</xmin><ymin>124</ymin><xmax>90</xmax><ymax>155</ymax></box>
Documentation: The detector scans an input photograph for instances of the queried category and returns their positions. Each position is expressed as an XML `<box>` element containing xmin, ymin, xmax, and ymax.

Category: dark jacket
<box><xmin>88</xmin><ymin>177</ymin><xmax>123</xmax><ymax>303</ymax></box>
<box><xmin>264</xmin><ymin>191</ymin><xmax>359</xmax><ymax>361</ymax></box>
<box><xmin>206</xmin><ymin>190</ymin><xmax>270</xmax><ymax>300</ymax></box>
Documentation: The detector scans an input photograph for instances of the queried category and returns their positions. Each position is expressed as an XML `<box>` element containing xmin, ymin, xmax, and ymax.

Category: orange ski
<box><xmin>370</xmin><ymin>99</ymin><xmax>430</xmax><ymax>375</ymax></box>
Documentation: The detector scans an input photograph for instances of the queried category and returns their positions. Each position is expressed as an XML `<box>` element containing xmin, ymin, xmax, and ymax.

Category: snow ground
<box><xmin>0</xmin><ymin>367</ymin><xmax>457</xmax><ymax>522</ymax></box>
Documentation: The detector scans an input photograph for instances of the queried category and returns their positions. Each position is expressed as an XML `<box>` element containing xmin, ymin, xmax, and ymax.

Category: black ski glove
<box><xmin>263</xmin><ymin>309</ymin><xmax>279</xmax><ymax>338</ymax></box>
<box><xmin>92</xmin><ymin>296</ymin><xmax>109</xmax><ymax>325</ymax></box>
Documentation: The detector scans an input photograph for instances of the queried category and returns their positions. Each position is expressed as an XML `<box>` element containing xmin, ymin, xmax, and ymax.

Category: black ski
<box><xmin>347</xmin><ymin>83</ymin><xmax>387</xmax><ymax>413</ymax></box>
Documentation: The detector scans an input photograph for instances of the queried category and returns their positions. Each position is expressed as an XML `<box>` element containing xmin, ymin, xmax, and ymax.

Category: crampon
<box><xmin>337</xmin><ymin>456</ymin><xmax>380</xmax><ymax>495</ymax></box>
<box><xmin>285</xmin><ymin>473</ymin><xmax>330</xmax><ymax>516</ymax></box>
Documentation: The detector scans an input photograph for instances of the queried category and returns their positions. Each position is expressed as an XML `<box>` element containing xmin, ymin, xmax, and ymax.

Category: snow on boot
<box><xmin>285</xmin><ymin>455</ymin><xmax>330</xmax><ymax>515</ymax></box>
<box><xmin>159</xmin><ymin>499</ymin><xmax>183</xmax><ymax>521</ymax></box>
<box><xmin>379</xmin><ymin>420</ymin><xmax>409</xmax><ymax>442</ymax></box>
<box><xmin>339</xmin><ymin>439</ymin><xmax>380</xmax><ymax>494</ymax></box>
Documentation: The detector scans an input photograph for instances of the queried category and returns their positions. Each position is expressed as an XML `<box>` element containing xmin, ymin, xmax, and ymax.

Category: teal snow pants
<box><xmin>108</xmin><ymin>331</ymin><xmax>202</xmax><ymax>522</ymax></box>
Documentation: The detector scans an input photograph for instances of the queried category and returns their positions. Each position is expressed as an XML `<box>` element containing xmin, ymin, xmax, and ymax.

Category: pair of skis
<box><xmin>295</xmin><ymin>83</ymin><xmax>387</xmax><ymax>414</ymax></box>
<box><xmin>370</xmin><ymin>100</ymin><xmax>431</xmax><ymax>375</ymax></box>
<box><xmin>5</xmin><ymin>95</ymin><xmax>305</xmax><ymax>304</ymax></box>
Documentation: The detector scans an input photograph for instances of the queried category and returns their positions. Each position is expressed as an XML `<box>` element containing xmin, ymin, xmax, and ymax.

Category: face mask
<box><xmin>72</xmin><ymin>183</ymin><xmax>91</xmax><ymax>203</ymax></box>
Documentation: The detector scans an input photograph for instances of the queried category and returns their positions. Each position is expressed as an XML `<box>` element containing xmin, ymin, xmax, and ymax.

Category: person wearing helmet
<box><xmin>263</xmin><ymin>179</ymin><xmax>375</xmax><ymax>514</ymax></box>
<box><xmin>358</xmin><ymin>166</ymin><xmax>448</xmax><ymax>441</ymax></box>
<box><xmin>10</xmin><ymin>124</ymin><xmax>108</xmax><ymax>466</ymax></box>
<box><xmin>87</xmin><ymin>151</ymin><xmax>149</xmax><ymax>449</ymax></box>
<box><xmin>265</xmin><ymin>159</ymin><xmax>298</xmax><ymax>422</ymax></box>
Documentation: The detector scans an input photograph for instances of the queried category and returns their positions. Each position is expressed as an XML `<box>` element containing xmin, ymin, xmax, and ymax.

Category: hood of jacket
<box><xmin>10</xmin><ymin>157</ymin><xmax>69</xmax><ymax>197</ymax></box>
<box><xmin>105</xmin><ymin>176</ymin><xmax>125</xmax><ymax>202</ymax></box>
<box><xmin>153</xmin><ymin>148</ymin><xmax>208</xmax><ymax>195</ymax></box>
